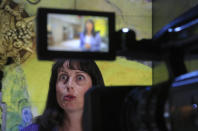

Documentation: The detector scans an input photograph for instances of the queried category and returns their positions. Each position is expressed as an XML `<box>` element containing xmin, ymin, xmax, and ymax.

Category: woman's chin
<box><xmin>63</xmin><ymin>106</ymin><xmax>83</xmax><ymax>113</ymax></box>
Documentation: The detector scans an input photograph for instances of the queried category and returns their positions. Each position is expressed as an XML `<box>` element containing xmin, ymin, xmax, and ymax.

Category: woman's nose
<box><xmin>65</xmin><ymin>78</ymin><xmax>74</xmax><ymax>91</ymax></box>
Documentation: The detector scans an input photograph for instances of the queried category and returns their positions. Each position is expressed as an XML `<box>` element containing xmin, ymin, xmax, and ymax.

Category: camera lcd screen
<box><xmin>37</xmin><ymin>8</ymin><xmax>115</xmax><ymax>60</ymax></box>
<box><xmin>47</xmin><ymin>14</ymin><xmax>109</xmax><ymax>52</ymax></box>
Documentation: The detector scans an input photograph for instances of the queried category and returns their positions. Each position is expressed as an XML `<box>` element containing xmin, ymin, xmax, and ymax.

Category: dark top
<box><xmin>20</xmin><ymin>123</ymin><xmax>58</xmax><ymax>131</ymax></box>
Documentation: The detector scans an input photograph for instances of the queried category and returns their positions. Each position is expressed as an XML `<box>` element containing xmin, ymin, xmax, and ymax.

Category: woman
<box><xmin>21</xmin><ymin>59</ymin><xmax>104</xmax><ymax>131</ymax></box>
<box><xmin>80</xmin><ymin>19</ymin><xmax>101</xmax><ymax>51</ymax></box>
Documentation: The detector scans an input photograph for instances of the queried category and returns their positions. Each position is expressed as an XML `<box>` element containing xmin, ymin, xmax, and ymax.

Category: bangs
<box><xmin>67</xmin><ymin>60</ymin><xmax>82</xmax><ymax>71</ymax></box>
<box><xmin>57</xmin><ymin>59</ymin><xmax>88</xmax><ymax>73</ymax></box>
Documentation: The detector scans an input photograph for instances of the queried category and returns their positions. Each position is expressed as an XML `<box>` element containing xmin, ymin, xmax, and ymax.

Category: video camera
<box><xmin>36</xmin><ymin>5</ymin><xmax>198</xmax><ymax>131</ymax></box>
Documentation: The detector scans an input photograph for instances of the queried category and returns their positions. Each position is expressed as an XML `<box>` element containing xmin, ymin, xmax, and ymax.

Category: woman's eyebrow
<box><xmin>75</xmin><ymin>70</ymin><xmax>86</xmax><ymax>74</ymax></box>
<box><xmin>58</xmin><ymin>69</ymin><xmax>68</xmax><ymax>74</ymax></box>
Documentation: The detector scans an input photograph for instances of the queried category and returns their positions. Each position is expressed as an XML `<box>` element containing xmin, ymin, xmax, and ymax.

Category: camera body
<box><xmin>83</xmin><ymin>71</ymin><xmax>198</xmax><ymax>131</ymax></box>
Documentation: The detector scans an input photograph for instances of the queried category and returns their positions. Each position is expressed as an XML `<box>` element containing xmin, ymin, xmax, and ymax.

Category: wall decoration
<box><xmin>2</xmin><ymin>65</ymin><xmax>32</xmax><ymax>131</ymax></box>
<box><xmin>0</xmin><ymin>0</ymin><xmax>35</xmax><ymax>70</ymax></box>
<box><xmin>0</xmin><ymin>0</ymin><xmax>35</xmax><ymax>130</ymax></box>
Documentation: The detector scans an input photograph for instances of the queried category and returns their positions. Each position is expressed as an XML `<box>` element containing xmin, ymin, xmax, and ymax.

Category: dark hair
<box><xmin>36</xmin><ymin>59</ymin><xmax>104</xmax><ymax>131</ymax></box>
<box><xmin>83</xmin><ymin>19</ymin><xmax>97</xmax><ymax>36</ymax></box>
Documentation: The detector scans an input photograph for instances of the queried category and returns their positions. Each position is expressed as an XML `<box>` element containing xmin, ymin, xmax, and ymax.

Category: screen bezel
<box><xmin>36</xmin><ymin>8</ymin><xmax>115</xmax><ymax>60</ymax></box>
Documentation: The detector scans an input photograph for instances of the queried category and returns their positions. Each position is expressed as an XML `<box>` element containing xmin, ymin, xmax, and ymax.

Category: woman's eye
<box><xmin>60</xmin><ymin>74</ymin><xmax>68</xmax><ymax>81</ymax></box>
<box><xmin>77</xmin><ymin>75</ymin><xmax>85</xmax><ymax>81</ymax></box>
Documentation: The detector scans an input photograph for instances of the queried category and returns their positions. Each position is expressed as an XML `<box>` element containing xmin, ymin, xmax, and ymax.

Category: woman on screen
<box><xmin>21</xmin><ymin>59</ymin><xmax>104</xmax><ymax>131</ymax></box>
<box><xmin>80</xmin><ymin>19</ymin><xmax>102</xmax><ymax>51</ymax></box>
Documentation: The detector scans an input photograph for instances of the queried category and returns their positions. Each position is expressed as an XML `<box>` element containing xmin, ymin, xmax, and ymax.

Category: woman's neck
<box><xmin>87</xmin><ymin>31</ymin><xmax>92</xmax><ymax>36</ymax></box>
<box><xmin>59</xmin><ymin>110</ymin><xmax>83</xmax><ymax>131</ymax></box>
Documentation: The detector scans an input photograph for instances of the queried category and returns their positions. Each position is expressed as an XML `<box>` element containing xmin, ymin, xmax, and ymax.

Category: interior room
<box><xmin>0</xmin><ymin>0</ymin><xmax>198</xmax><ymax>131</ymax></box>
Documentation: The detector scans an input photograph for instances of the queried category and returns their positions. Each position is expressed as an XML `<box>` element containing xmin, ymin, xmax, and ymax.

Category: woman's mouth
<box><xmin>64</xmin><ymin>95</ymin><xmax>76</xmax><ymax>101</ymax></box>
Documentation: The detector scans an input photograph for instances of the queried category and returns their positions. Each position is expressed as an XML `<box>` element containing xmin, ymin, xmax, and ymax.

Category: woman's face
<box><xmin>56</xmin><ymin>61</ymin><xmax>92</xmax><ymax>113</ymax></box>
<box><xmin>86</xmin><ymin>21</ymin><xmax>93</xmax><ymax>33</ymax></box>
